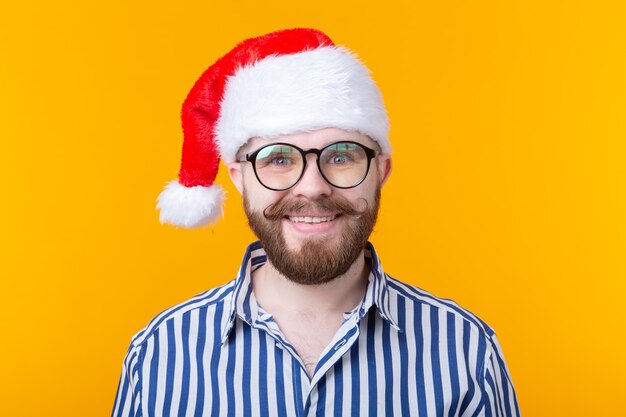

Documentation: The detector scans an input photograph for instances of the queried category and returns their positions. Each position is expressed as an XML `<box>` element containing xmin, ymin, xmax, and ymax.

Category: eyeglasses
<box><xmin>238</xmin><ymin>141</ymin><xmax>378</xmax><ymax>191</ymax></box>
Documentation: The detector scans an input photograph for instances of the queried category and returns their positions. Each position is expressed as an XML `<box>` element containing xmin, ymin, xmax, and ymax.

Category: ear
<box><xmin>376</xmin><ymin>154</ymin><xmax>392</xmax><ymax>186</ymax></box>
<box><xmin>227</xmin><ymin>162</ymin><xmax>244</xmax><ymax>195</ymax></box>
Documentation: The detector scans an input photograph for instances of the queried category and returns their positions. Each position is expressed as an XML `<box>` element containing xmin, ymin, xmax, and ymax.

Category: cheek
<box><xmin>241</xmin><ymin>169</ymin><xmax>263</xmax><ymax>196</ymax></box>
<box><xmin>242</xmin><ymin>177</ymin><xmax>286</xmax><ymax>210</ymax></box>
<box><xmin>351</xmin><ymin>176</ymin><xmax>379</xmax><ymax>200</ymax></box>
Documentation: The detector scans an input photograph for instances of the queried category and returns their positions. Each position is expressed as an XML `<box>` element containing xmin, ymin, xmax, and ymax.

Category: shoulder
<box><xmin>127</xmin><ymin>279</ymin><xmax>236</xmax><ymax>350</ymax></box>
<box><xmin>385</xmin><ymin>274</ymin><xmax>496</xmax><ymax>340</ymax></box>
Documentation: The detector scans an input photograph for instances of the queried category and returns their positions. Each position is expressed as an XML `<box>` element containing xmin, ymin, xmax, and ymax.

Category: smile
<box><xmin>287</xmin><ymin>215</ymin><xmax>338</xmax><ymax>224</ymax></box>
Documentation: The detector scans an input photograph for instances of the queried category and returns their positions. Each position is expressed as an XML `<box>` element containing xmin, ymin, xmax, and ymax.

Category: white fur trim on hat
<box><xmin>215</xmin><ymin>46</ymin><xmax>390</xmax><ymax>163</ymax></box>
<box><xmin>156</xmin><ymin>181</ymin><xmax>225</xmax><ymax>228</ymax></box>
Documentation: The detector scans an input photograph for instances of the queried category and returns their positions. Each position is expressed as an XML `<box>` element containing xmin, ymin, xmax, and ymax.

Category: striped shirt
<box><xmin>112</xmin><ymin>241</ymin><xmax>521</xmax><ymax>417</ymax></box>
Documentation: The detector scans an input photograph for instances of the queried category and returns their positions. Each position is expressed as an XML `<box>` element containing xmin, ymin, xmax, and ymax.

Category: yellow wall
<box><xmin>1</xmin><ymin>1</ymin><xmax>624</xmax><ymax>415</ymax></box>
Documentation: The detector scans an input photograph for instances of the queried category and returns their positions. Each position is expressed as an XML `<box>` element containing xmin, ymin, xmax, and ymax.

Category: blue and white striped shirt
<box><xmin>112</xmin><ymin>241</ymin><xmax>520</xmax><ymax>416</ymax></box>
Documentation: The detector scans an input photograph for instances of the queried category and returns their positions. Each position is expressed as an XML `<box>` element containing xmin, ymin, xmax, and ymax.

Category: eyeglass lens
<box><xmin>253</xmin><ymin>142</ymin><xmax>370</xmax><ymax>190</ymax></box>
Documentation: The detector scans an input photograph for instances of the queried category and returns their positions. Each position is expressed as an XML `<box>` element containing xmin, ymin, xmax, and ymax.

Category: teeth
<box><xmin>288</xmin><ymin>215</ymin><xmax>337</xmax><ymax>224</ymax></box>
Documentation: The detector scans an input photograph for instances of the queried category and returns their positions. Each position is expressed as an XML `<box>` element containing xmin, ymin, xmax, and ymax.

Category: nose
<box><xmin>290</xmin><ymin>154</ymin><xmax>333</xmax><ymax>199</ymax></box>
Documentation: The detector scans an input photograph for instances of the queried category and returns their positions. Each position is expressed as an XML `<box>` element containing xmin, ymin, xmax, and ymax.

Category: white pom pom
<box><xmin>156</xmin><ymin>181</ymin><xmax>225</xmax><ymax>228</ymax></box>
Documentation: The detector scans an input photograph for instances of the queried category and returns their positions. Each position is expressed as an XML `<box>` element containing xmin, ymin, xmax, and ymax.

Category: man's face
<box><xmin>229</xmin><ymin>128</ymin><xmax>392</xmax><ymax>285</ymax></box>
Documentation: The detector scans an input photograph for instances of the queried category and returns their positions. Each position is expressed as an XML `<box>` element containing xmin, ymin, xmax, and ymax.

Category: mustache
<box><xmin>262</xmin><ymin>197</ymin><xmax>369</xmax><ymax>221</ymax></box>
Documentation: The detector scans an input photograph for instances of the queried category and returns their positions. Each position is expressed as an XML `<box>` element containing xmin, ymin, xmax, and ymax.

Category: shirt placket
<box><xmin>251</xmin><ymin>304</ymin><xmax>368</xmax><ymax>417</ymax></box>
<box><xmin>251</xmin><ymin>310</ymin><xmax>311</xmax><ymax>416</ymax></box>
<box><xmin>300</xmin><ymin>307</ymin><xmax>369</xmax><ymax>416</ymax></box>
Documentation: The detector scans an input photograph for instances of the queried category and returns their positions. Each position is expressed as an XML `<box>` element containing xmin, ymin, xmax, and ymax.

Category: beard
<box><xmin>244</xmin><ymin>187</ymin><xmax>381</xmax><ymax>285</ymax></box>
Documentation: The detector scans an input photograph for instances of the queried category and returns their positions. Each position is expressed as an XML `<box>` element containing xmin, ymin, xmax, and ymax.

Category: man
<box><xmin>112</xmin><ymin>28</ymin><xmax>520</xmax><ymax>417</ymax></box>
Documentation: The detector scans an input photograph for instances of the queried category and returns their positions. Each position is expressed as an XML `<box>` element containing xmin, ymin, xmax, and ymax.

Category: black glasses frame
<box><xmin>240</xmin><ymin>141</ymin><xmax>378</xmax><ymax>191</ymax></box>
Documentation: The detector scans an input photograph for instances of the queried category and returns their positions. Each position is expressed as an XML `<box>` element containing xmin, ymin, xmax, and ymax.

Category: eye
<box><xmin>325</xmin><ymin>152</ymin><xmax>355</xmax><ymax>165</ymax></box>
<box><xmin>255</xmin><ymin>144</ymin><xmax>299</xmax><ymax>169</ymax></box>
<box><xmin>269</xmin><ymin>155</ymin><xmax>294</xmax><ymax>166</ymax></box>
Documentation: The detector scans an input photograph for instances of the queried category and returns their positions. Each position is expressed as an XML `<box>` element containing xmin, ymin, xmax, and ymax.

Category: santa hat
<box><xmin>157</xmin><ymin>28</ymin><xmax>390</xmax><ymax>228</ymax></box>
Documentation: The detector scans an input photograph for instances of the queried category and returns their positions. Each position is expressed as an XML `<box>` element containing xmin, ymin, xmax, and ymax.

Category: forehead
<box><xmin>240</xmin><ymin>128</ymin><xmax>378</xmax><ymax>154</ymax></box>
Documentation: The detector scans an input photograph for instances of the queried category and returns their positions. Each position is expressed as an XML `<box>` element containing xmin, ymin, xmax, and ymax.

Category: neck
<box><xmin>252</xmin><ymin>251</ymin><xmax>369</xmax><ymax>315</ymax></box>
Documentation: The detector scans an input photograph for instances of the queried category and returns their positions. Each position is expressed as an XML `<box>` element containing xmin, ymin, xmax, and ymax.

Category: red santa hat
<box><xmin>157</xmin><ymin>28</ymin><xmax>390</xmax><ymax>228</ymax></box>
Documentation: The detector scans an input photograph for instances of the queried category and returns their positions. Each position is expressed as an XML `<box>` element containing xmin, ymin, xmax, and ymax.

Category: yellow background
<box><xmin>1</xmin><ymin>1</ymin><xmax>624</xmax><ymax>415</ymax></box>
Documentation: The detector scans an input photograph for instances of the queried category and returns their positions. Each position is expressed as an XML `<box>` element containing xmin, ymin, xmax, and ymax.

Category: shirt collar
<box><xmin>221</xmin><ymin>241</ymin><xmax>400</xmax><ymax>344</ymax></box>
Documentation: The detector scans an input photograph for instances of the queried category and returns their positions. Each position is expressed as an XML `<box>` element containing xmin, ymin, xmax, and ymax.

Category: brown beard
<box><xmin>244</xmin><ymin>187</ymin><xmax>381</xmax><ymax>285</ymax></box>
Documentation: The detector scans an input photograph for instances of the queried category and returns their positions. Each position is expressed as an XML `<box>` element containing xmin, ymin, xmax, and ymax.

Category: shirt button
<box><xmin>334</xmin><ymin>339</ymin><xmax>347</xmax><ymax>350</ymax></box>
